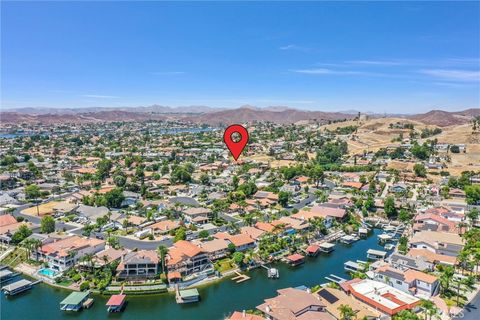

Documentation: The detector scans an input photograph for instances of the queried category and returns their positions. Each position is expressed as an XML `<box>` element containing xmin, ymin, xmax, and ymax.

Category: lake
<box><xmin>1</xmin><ymin>229</ymin><xmax>385</xmax><ymax>320</ymax></box>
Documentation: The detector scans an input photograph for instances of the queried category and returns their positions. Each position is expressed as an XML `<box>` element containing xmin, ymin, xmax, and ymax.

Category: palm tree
<box><xmin>31</xmin><ymin>239</ymin><xmax>42</xmax><ymax>261</ymax></box>
<box><xmin>21</xmin><ymin>238</ymin><xmax>33</xmax><ymax>260</ymax></box>
<box><xmin>439</xmin><ymin>265</ymin><xmax>454</xmax><ymax>295</ymax></box>
<box><xmin>81</xmin><ymin>253</ymin><xmax>95</xmax><ymax>269</ymax></box>
<box><xmin>157</xmin><ymin>245</ymin><xmax>169</xmax><ymax>276</ymax></box>
<box><xmin>338</xmin><ymin>304</ymin><xmax>356</xmax><ymax>320</ymax></box>
<box><xmin>420</xmin><ymin>299</ymin><xmax>436</xmax><ymax>320</ymax></box>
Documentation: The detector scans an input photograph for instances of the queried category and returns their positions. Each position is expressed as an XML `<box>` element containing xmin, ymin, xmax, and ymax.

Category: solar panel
<box><xmin>317</xmin><ymin>289</ymin><xmax>339</xmax><ymax>304</ymax></box>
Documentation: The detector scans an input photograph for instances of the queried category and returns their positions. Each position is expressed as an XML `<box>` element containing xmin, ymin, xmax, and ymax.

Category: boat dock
<box><xmin>339</xmin><ymin>234</ymin><xmax>359</xmax><ymax>244</ymax></box>
<box><xmin>261</xmin><ymin>265</ymin><xmax>280</xmax><ymax>279</ymax></box>
<box><xmin>0</xmin><ymin>269</ymin><xmax>19</xmax><ymax>282</ymax></box>
<box><xmin>344</xmin><ymin>260</ymin><xmax>366</xmax><ymax>272</ymax></box>
<box><xmin>319</xmin><ymin>242</ymin><xmax>335</xmax><ymax>253</ymax></box>
<box><xmin>1</xmin><ymin>279</ymin><xmax>41</xmax><ymax>296</ymax></box>
<box><xmin>367</xmin><ymin>249</ymin><xmax>387</xmax><ymax>260</ymax></box>
<box><xmin>60</xmin><ymin>291</ymin><xmax>91</xmax><ymax>311</ymax></box>
<box><xmin>324</xmin><ymin>274</ymin><xmax>347</xmax><ymax>284</ymax></box>
<box><xmin>175</xmin><ymin>286</ymin><xmax>200</xmax><ymax>304</ymax></box>
<box><xmin>106</xmin><ymin>294</ymin><xmax>126</xmax><ymax>312</ymax></box>
<box><xmin>231</xmin><ymin>271</ymin><xmax>250</xmax><ymax>283</ymax></box>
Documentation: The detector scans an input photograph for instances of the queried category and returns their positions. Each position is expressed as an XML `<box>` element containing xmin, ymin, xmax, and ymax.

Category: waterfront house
<box><xmin>116</xmin><ymin>250</ymin><xmax>159</xmax><ymax>279</ymax></box>
<box><xmin>407</xmin><ymin>248</ymin><xmax>457</xmax><ymax>266</ymax></box>
<box><xmin>344</xmin><ymin>279</ymin><xmax>421</xmax><ymax>316</ymax></box>
<box><xmin>196</xmin><ymin>238</ymin><xmax>229</xmax><ymax>261</ymax></box>
<box><xmin>371</xmin><ymin>263</ymin><xmax>440</xmax><ymax>298</ymax></box>
<box><xmin>240</xmin><ymin>226</ymin><xmax>265</xmax><ymax>241</ymax></box>
<box><xmin>316</xmin><ymin>287</ymin><xmax>381</xmax><ymax>320</ymax></box>
<box><xmin>292</xmin><ymin>205</ymin><xmax>346</xmax><ymax>228</ymax></box>
<box><xmin>166</xmin><ymin>240</ymin><xmax>211</xmax><ymax>276</ymax></box>
<box><xmin>227</xmin><ymin>311</ymin><xmax>263</xmax><ymax>320</ymax></box>
<box><xmin>409</xmin><ymin>231</ymin><xmax>463</xmax><ymax>257</ymax></box>
<box><xmin>387</xmin><ymin>253</ymin><xmax>434</xmax><ymax>272</ymax></box>
<box><xmin>413</xmin><ymin>213</ymin><xmax>459</xmax><ymax>234</ymax></box>
<box><xmin>256</xmin><ymin>287</ymin><xmax>333</xmax><ymax>320</ymax></box>
<box><xmin>37</xmin><ymin>235</ymin><xmax>105</xmax><ymax>271</ymax></box>
<box><xmin>227</xmin><ymin>234</ymin><xmax>256</xmax><ymax>252</ymax></box>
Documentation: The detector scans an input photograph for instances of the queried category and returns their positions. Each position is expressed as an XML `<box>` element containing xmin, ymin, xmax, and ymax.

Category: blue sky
<box><xmin>1</xmin><ymin>1</ymin><xmax>479</xmax><ymax>113</ymax></box>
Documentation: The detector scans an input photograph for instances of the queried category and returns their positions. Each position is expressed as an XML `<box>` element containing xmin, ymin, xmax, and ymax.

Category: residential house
<box><xmin>316</xmin><ymin>287</ymin><xmax>381</xmax><ymax>320</ymax></box>
<box><xmin>371</xmin><ymin>263</ymin><xmax>440</xmax><ymax>298</ymax></box>
<box><xmin>166</xmin><ymin>240</ymin><xmax>211</xmax><ymax>276</ymax></box>
<box><xmin>344</xmin><ymin>279</ymin><xmax>421</xmax><ymax>316</ymax></box>
<box><xmin>37</xmin><ymin>235</ymin><xmax>105</xmax><ymax>271</ymax></box>
<box><xmin>183</xmin><ymin>207</ymin><xmax>211</xmax><ymax>225</ymax></box>
<box><xmin>116</xmin><ymin>250</ymin><xmax>159</xmax><ymax>279</ymax></box>
<box><xmin>409</xmin><ymin>231</ymin><xmax>464</xmax><ymax>257</ymax></box>
<box><xmin>256</xmin><ymin>287</ymin><xmax>333</xmax><ymax>320</ymax></box>
<box><xmin>196</xmin><ymin>238</ymin><xmax>229</xmax><ymax>261</ymax></box>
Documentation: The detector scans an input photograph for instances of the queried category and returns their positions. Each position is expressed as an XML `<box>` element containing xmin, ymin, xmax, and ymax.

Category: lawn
<box><xmin>21</xmin><ymin>201</ymin><xmax>60</xmax><ymax>216</ymax></box>
<box><xmin>0</xmin><ymin>247</ymin><xmax>28</xmax><ymax>268</ymax></box>
<box><xmin>214</xmin><ymin>258</ymin><xmax>235</xmax><ymax>273</ymax></box>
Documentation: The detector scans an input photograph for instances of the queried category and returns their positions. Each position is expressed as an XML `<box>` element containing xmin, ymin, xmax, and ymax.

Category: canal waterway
<box><xmin>1</xmin><ymin>229</ymin><xmax>386</xmax><ymax>320</ymax></box>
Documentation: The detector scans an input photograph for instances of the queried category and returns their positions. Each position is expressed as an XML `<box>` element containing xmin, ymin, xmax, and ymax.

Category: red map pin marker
<box><xmin>223</xmin><ymin>124</ymin><xmax>249</xmax><ymax>161</ymax></box>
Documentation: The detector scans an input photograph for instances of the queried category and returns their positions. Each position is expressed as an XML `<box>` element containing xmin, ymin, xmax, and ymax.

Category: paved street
<box><xmin>454</xmin><ymin>290</ymin><xmax>480</xmax><ymax>320</ymax></box>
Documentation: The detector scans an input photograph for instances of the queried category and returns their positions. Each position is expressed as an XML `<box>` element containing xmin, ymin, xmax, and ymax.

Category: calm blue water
<box><xmin>1</xmin><ymin>229</ymin><xmax>385</xmax><ymax>320</ymax></box>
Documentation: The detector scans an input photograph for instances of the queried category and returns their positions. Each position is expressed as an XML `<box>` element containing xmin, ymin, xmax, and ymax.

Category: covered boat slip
<box><xmin>1</xmin><ymin>279</ymin><xmax>33</xmax><ymax>296</ymax></box>
<box><xmin>60</xmin><ymin>291</ymin><xmax>90</xmax><ymax>311</ymax></box>
<box><xmin>319</xmin><ymin>242</ymin><xmax>335</xmax><ymax>253</ymax></box>
<box><xmin>106</xmin><ymin>294</ymin><xmax>126</xmax><ymax>312</ymax></box>
<box><xmin>366</xmin><ymin>249</ymin><xmax>387</xmax><ymax>260</ymax></box>
<box><xmin>176</xmin><ymin>288</ymin><xmax>200</xmax><ymax>304</ymax></box>
<box><xmin>0</xmin><ymin>269</ymin><xmax>19</xmax><ymax>282</ymax></box>
<box><xmin>344</xmin><ymin>260</ymin><xmax>366</xmax><ymax>272</ymax></box>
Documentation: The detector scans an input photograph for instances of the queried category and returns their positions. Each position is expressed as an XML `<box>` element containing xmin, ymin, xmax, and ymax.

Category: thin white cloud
<box><xmin>419</xmin><ymin>69</ymin><xmax>480</xmax><ymax>81</ymax></box>
<box><xmin>81</xmin><ymin>94</ymin><xmax>120</xmax><ymax>99</ymax></box>
<box><xmin>290</xmin><ymin>68</ymin><xmax>370</xmax><ymax>76</ymax></box>
<box><xmin>150</xmin><ymin>71</ymin><xmax>186</xmax><ymax>75</ymax></box>
<box><xmin>279</xmin><ymin>44</ymin><xmax>310</xmax><ymax>52</ymax></box>
<box><xmin>347</xmin><ymin>60</ymin><xmax>408</xmax><ymax>66</ymax></box>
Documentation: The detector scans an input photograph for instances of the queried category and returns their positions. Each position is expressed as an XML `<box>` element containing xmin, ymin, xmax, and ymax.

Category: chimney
<box><xmin>242</xmin><ymin>310</ymin><xmax>246</xmax><ymax>318</ymax></box>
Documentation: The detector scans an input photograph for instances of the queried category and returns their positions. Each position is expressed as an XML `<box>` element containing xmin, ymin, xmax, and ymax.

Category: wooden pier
<box><xmin>231</xmin><ymin>271</ymin><xmax>250</xmax><ymax>283</ymax></box>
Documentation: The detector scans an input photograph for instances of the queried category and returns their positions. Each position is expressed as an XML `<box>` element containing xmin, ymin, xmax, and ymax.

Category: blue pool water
<box><xmin>38</xmin><ymin>268</ymin><xmax>56</xmax><ymax>277</ymax></box>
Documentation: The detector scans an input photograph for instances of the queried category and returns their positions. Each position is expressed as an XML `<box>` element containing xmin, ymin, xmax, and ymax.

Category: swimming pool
<box><xmin>38</xmin><ymin>268</ymin><xmax>57</xmax><ymax>278</ymax></box>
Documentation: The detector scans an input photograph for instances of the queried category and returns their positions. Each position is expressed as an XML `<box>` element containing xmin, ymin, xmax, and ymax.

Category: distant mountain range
<box><xmin>1</xmin><ymin>105</ymin><xmax>478</xmax><ymax>127</ymax></box>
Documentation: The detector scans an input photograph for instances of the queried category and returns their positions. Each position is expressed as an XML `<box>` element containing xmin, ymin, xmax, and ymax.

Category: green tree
<box><xmin>40</xmin><ymin>215</ymin><xmax>55</xmax><ymax>234</ymax></box>
<box><xmin>398</xmin><ymin>236</ymin><xmax>408</xmax><ymax>254</ymax></box>
<box><xmin>199</xmin><ymin>230</ymin><xmax>210</xmax><ymax>239</ymax></box>
<box><xmin>232</xmin><ymin>251</ymin><xmax>245</xmax><ymax>266</ymax></box>
<box><xmin>174</xmin><ymin>227</ymin><xmax>187</xmax><ymax>242</ymax></box>
<box><xmin>25</xmin><ymin>184</ymin><xmax>41</xmax><ymax>200</ymax></box>
<box><xmin>11</xmin><ymin>224</ymin><xmax>32</xmax><ymax>244</ymax></box>
<box><xmin>465</xmin><ymin>185</ymin><xmax>480</xmax><ymax>205</ymax></box>
<box><xmin>413</xmin><ymin>163</ymin><xmax>427</xmax><ymax>177</ymax></box>
<box><xmin>309</xmin><ymin>165</ymin><xmax>325</xmax><ymax>188</ymax></box>
<box><xmin>104</xmin><ymin>188</ymin><xmax>125</xmax><ymax>208</ymax></box>
<box><xmin>199</xmin><ymin>173</ymin><xmax>210</xmax><ymax>185</ymax></box>
<box><xmin>96</xmin><ymin>159</ymin><xmax>112</xmax><ymax>181</ymax></box>
<box><xmin>157</xmin><ymin>245</ymin><xmax>169</xmax><ymax>275</ymax></box>
<box><xmin>338</xmin><ymin>304</ymin><xmax>355</xmax><ymax>320</ymax></box>
<box><xmin>278</xmin><ymin>191</ymin><xmax>291</xmax><ymax>207</ymax></box>
<box><xmin>384</xmin><ymin>196</ymin><xmax>397</xmax><ymax>218</ymax></box>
